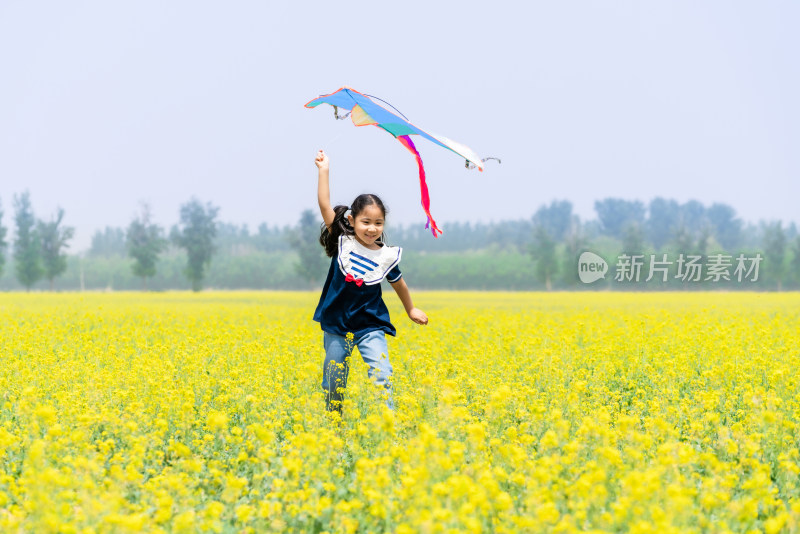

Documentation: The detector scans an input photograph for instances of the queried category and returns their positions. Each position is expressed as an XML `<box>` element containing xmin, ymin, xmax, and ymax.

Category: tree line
<box><xmin>1</xmin><ymin>193</ymin><xmax>798</xmax><ymax>291</ymax></box>
<box><xmin>1</xmin><ymin>193</ymin><xmax>219</xmax><ymax>291</ymax></box>
<box><xmin>1</xmin><ymin>192</ymin><xmax>75</xmax><ymax>291</ymax></box>
<box><xmin>525</xmin><ymin>198</ymin><xmax>799</xmax><ymax>290</ymax></box>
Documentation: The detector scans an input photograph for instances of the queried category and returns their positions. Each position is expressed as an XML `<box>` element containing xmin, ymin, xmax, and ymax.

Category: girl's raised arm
<box><xmin>315</xmin><ymin>150</ymin><xmax>335</xmax><ymax>229</ymax></box>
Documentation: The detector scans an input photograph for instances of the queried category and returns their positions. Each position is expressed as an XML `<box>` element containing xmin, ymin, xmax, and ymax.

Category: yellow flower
<box><xmin>172</xmin><ymin>510</ymin><xmax>196</xmax><ymax>532</ymax></box>
<box><xmin>3</xmin><ymin>291</ymin><xmax>799</xmax><ymax>533</ymax></box>
<box><xmin>206</xmin><ymin>411</ymin><xmax>228</xmax><ymax>432</ymax></box>
<box><xmin>235</xmin><ymin>504</ymin><xmax>254</xmax><ymax>524</ymax></box>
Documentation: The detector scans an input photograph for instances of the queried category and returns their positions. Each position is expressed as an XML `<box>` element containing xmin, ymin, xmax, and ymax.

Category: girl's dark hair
<box><xmin>319</xmin><ymin>193</ymin><xmax>387</xmax><ymax>257</ymax></box>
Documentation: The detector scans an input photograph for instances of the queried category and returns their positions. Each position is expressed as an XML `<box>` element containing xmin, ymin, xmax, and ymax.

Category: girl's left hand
<box><xmin>408</xmin><ymin>308</ymin><xmax>428</xmax><ymax>325</ymax></box>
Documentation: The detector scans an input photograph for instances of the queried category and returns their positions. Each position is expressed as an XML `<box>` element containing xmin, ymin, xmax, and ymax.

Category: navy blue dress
<box><xmin>313</xmin><ymin>235</ymin><xmax>402</xmax><ymax>338</ymax></box>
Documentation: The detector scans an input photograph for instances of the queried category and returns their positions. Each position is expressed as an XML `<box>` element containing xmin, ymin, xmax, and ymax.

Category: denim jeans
<box><xmin>322</xmin><ymin>330</ymin><xmax>394</xmax><ymax>412</ymax></box>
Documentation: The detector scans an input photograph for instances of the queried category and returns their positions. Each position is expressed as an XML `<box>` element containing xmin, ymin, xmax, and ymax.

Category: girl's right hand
<box><xmin>315</xmin><ymin>150</ymin><xmax>329</xmax><ymax>171</ymax></box>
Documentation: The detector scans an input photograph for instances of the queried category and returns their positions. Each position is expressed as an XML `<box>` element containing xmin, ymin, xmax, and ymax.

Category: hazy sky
<box><xmin>2</xmin><ymin>1</ymin><xmax>798</xmax><ymax>250</ymax></box>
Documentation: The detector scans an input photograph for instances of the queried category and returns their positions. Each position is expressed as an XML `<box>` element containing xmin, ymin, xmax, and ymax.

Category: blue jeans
<box><xmin>322</xmin><ymin>330</ymin><xmax>394</xmax><ymax>412</ymax></box>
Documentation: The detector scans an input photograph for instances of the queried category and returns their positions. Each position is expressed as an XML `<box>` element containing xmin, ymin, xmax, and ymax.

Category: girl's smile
<box><xmin>348</xmin><ymin>204</ymin><xmax>384</xmax><ymax>249</ymax></box>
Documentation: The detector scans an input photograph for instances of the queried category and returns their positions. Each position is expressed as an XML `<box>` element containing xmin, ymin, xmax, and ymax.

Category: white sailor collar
<box><xmin>337</xmin><ymin>235</ymin><xmax>402</xmax><ymax>286</ymax></box>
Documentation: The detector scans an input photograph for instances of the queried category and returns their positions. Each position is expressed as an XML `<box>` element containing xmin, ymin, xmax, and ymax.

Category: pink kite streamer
<box><xmin>397</xmin><ymin>135</ymin><xmax>442</xmax><ymax>237</ymax></box>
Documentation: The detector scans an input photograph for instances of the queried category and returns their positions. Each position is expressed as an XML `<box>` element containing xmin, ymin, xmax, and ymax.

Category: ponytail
<box><xmin>319</xmin><ymin>205</ymin><xmax>353</xmax><ymax>257</ymax></box>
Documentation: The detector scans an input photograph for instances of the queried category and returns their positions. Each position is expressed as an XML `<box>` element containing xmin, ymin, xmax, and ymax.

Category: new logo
<box><xmin>578</xmin><ymin>252</ymin><xmax>608</xmax><ymax>284</ymax></box>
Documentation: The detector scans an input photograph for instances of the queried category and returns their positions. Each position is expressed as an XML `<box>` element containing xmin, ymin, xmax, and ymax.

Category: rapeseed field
<box><xmin>1</xmin><ymin>292</ymin><xmax>799</xmax><ymax>533</ymax></box>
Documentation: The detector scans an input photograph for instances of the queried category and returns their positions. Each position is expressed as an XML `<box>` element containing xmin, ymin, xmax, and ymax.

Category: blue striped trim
<box><xmin>387</xmin><ymin>273</ymin><xmax>402</xmax><ymax>283</ymax></box>
<box><xmin>349</xmin><ymin>251</ymin><xmax>378</xmax><ymax>267</ymax></box>
<box><xmin>351</xmin><ymin>265</ymin><xmax>367</xmax><ymax>275</ymax></box>
<box><xmin>350</xmin><ymin>258</ymin><xmax>375</xmax><ymax>272</ymax></box>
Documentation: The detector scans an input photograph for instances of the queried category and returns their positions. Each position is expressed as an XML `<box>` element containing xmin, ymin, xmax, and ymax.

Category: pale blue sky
<box><xmin>1</xmin><ymin>1</ymin><xmax>798</xmax><ymax>250</ymax></box>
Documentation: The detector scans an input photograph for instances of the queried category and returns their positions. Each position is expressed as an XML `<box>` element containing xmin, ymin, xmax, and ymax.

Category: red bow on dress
<box><xmin>345</xmin><ymin>273</ymin><xmax>364</xmax><ymax>286</ymax></box>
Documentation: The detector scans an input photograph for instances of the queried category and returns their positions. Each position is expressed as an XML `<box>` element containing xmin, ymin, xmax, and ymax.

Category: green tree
<box><xmin>288</xmin><ymin>209</ymin><xmax>327</xmax><ymax>286</ymax></box>
<box><xmin>647</xmin><ymin>197</ymin><xmax>680</xmax><ymax>249</ymax></box>
<box><xmin>622</xmin><ymin>222</ymin><xmax>646</xmax><ymax>255</ymax></box>
<box><xmin>562</xmin><ymin>215</ymin><xmax>588</xmax><ymax>287</ymax></box>
<box><xmin>679</xmin><ymin>200</ymin><xmax>707</xmax><ymax>232</ymax></box>
<box><xmin>695</xmin><ymin>225</ymin><xmax>712</xmax><ymax>257</ymax></box>
<box><xmin>594</xmin><ymin>198</ymin><xmax>646</xmax><ymax>240</ymax></box>
<box><xmin>255</xmin><ymin>223</ymin><xmax>292</xmax><ymax>252</ymax></box>
<box><xmin>38</xmin><ymin>207</ymin><xmax>75</xmax><ymax>290</ymax></box>
<box><xmin>707</xmin><ymin>203</ymin><xmax>742</xmax><ymax>251</ymax></box>
<box><xmin>89</xmin><ymin>227</ymin><xmax>127</xmax><ymax>256</ymax></box>
<box><xmin>532</xmin><ymin>200</ymin><xmax>573</xmax><ymax>242</ymax></box>
<box><xmin>762</xmin><ymin>221</ymin><xmax>786</xmax><ymax>290</ymax></box>
<box><xmin>671</xmin><ymin>224</ymin><xmax>695</xmax><ymax>256</ymax></box>
<box><xmin>789</xmin><ymin>235</ymin><xmax>800</xmax><ymax>289</ymax></box>
<box><xmin>13</xmin><ymin>191</ymin><xmax>44</xmax><ymax>290</ymax></box>
<box><xmin>529</xmin><ymin>224</ymin><xmax>558</xmax><ymax>290</ymax></box>
<box><xmin>0</xmin><ymin>197</ymin><xmax>7</xmax><ymax>277</ymax></box>
<box><xmin>127</xmin><ymin>203</ymin><xmax>166</xmax><ymax>290</ymax></box>
<box><xmin>172</xmin><ymin>199</ymin><xmax>219</xmax><ymax>292</ymax></box>
<box><xmin>670</xmin><ymin>222</ymin><xmax>712</xmax><ymax>258</ymax></box>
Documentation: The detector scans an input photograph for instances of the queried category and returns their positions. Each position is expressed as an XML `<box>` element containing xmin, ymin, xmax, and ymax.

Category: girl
<box><xmin>313</xmin><ymin>149</ymin><xmax>428</xmax><ymax>415</ymax></box>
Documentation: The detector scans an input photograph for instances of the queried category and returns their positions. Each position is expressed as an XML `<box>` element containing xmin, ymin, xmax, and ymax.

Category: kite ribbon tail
<box><xmin>397</xmin><ymin>135</ymin><xmax>442</xmax><ymax>237</ymax></box>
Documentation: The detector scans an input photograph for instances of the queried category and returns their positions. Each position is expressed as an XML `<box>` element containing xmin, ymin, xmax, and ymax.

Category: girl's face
<box><xmin>348</xmin><ymin>204</ymin><xmax>385</xmax><ymax>248</ymax></box>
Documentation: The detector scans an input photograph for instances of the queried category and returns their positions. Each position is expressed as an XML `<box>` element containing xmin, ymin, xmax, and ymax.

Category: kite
<box><xmin>305</xmin><ymin>87</ymin><xmax>498</xmax><ymax>237</ymax></box>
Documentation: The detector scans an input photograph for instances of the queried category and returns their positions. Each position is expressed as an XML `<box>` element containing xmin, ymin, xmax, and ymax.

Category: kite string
<box><xmin>322</xmin><ymin>107</ymin><xmax>350</xmax><ymax>146</ymax></box>
<box><xmin>325</xmin><ymin>131</ymin><xmax>344</xmax><ymax>146</ymax></box>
